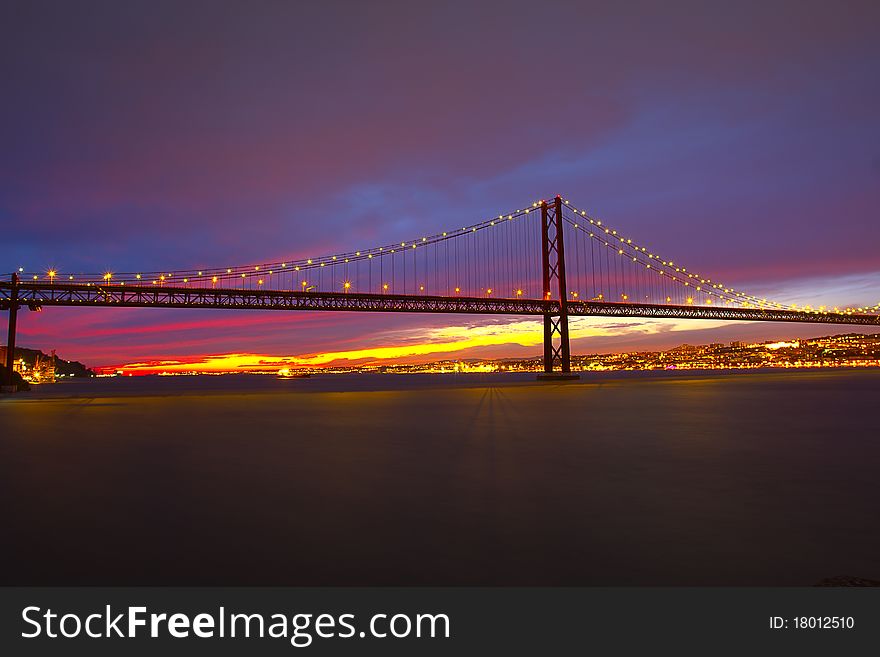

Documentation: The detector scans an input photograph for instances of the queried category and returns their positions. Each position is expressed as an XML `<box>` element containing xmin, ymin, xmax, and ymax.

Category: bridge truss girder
<box><xmin>2</xmin><ymin>278</ymin><xmax>879</xmax><ymax>386</ymax></box>
<box><xmin>3</xmin><ymin>282</ymin><xmax>879</xmax><ymax>327</ymax></box>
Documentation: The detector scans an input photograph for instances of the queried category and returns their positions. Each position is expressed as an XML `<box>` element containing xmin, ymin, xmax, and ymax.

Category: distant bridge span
<box><xmin>2</xmin><ymin>281</ymin><xmax>879</xmax><ymax>327</ymax></box>
<box><xmin>3</xmin><ymin>195</ymin><xmax>879</xmax><ymax>384</ymax></box>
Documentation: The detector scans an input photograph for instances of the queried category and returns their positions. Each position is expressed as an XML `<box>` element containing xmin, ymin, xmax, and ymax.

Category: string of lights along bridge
<box><xmin>3</xmin><ymin>195</ymin><xmax>880</xmax><ymax>379</ymax></box>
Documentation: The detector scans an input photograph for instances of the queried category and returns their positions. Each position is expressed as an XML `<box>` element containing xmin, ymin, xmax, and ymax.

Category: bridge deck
<box><xmin>2</xmin><ymin>282</ymin><xmax>879</xmax><ymax>326</ymax></box>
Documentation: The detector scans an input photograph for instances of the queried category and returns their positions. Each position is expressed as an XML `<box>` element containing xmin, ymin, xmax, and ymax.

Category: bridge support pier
<box><xmin>2</xmin><ymin>273</ymin><xmax>19</xmax><ymax>393</ymax></box>
<box><xmin>537</xmin><ymin>197</ymin><xmax>579</xmax><ymax>381</ymax></box>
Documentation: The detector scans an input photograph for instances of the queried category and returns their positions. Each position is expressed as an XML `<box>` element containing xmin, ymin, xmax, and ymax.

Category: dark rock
<box><xmin>0</xmin><ymin>367</ymin><xmax>30</xmax><ymax>392</ymax></box>
<box><xmin>814</xmin><ymin>576</ymin><xmax>880</xmax><ymax>587</ymax></box>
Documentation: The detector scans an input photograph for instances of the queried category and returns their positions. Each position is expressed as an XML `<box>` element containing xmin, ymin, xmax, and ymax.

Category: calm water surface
<box><xmin>1</xmin><ymin>369</ymin><xmax>878</xmax><ymax>585</ymax></box>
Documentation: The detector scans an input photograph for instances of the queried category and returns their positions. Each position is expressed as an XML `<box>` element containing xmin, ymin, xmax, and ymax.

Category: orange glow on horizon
<box><xmin>104</xmin><ymin>316</ymin><xmax>742</xmax><ymax>375</ymax></box>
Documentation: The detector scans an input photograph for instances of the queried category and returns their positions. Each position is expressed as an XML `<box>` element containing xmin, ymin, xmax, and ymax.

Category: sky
<box><xmin>2</xmin><ymin>0</ymin><xmax>879</xmax><ymax>371</ymax></box>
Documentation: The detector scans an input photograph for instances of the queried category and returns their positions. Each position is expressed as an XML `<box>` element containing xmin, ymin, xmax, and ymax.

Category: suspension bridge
<box><xmin>3</xmin><ymin>196</ymin><xmax>879</xmax><ymax>383</ymax></box>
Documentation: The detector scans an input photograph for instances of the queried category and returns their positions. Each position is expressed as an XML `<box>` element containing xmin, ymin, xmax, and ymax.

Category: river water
<box><xmin>1</xmin><ymin>369</ymin><xmax>878</xmax><ymax>585</ymax></box>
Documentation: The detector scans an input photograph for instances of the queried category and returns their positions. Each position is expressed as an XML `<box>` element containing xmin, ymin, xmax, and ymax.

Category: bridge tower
<box><xmin>2</xmin><ymin>272</ymin><xmax>19</xmax><ymax>392</ymax></box>
<box><xmin>538</xmin><ymin>196</ymin><xmax>578</xmax><ymax>380</ymax></box>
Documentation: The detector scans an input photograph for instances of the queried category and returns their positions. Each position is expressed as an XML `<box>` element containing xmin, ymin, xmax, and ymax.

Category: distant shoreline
<box><xmin>91</xmin><ymin>332</ymin><xmax>880</xmax><ymax>377</ymax></box>
<box><xmin>11</xmin><ymin>366</ymin><xmax>880</xmax><ymax>402</ymax></box>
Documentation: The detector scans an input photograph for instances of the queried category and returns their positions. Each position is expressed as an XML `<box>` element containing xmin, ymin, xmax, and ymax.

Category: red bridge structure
<box><xmin>3</xmin><ymin>196</ymin><xmax>879</xmax><ymax>384</ymax></box>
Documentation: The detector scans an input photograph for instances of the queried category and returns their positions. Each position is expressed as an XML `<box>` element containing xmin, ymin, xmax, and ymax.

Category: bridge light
<box><xmin>302</xmin><ymin>281</ymin><xmax>308</xmax><ymax>287</ymax></box>
<box><xmin>486</xmin><ymin>288</ymin><xmax>492</xmax><ymax>295</ymax></box>
<box><xmin>413</xmin><ymin>244</ymin><xmax>417</xmax><ymax>248</ymax></box>
<box><xmin>621</xmin><ymin>294</ymin><xmax>628</xmax><ymax>301</ymax></box>
<box><xmin>295</xmin><ymin>266</ymin><xmax>300</xmax><ymax>271</ymax></box>
<box><xmin>212</xmin><ymin>276</ymin><xmax>218</xmax><ymax>285</ymax></box>
<box><xmin>516</xmin><ymin>289</ymin><xmax>523</xmax><ymax>296</ymax></box>
<box><xmin>333</xmin><ymin>256</ymin><xmax>337</xmax><ymax>260</ymax></box>
<box><xmin>666</xmin><ymin>296</ymin><xmax>671</xmax><ymax>303</ymax></box>
<box><xmin>454</xmin><ymin>287</ymin><xmax>460</xmax><ymax>294</ymax></box>
<box><xmin>227</xmin><ymin>268</ymin><xmax>232</xmax><ymax>273</ymax></box>
<box><xmin>320</xmin><ymin>262</ymin><xmax>325</xmax><ymax>266</ymax></box>
<box><xmin>706</xmin><ymin>299</ymin><xmax>711</xmax><ymax>304</ymax></box>
<box><xmin>383</xmin><ymin>283</ymin><xmax>388</xmax><ymax>291</ymax></box>
<box><xmin>198</xmin><ymin>271</ymin><xmax>202</xmax><ymax>276</ymax></box>
<box><xmin>136</xmin><ymin>274</ymin><xmax>141</xmax><ymax>280</ymax></box>
<box><xmin>255</xmin><ymin>266</ymin><xmax>259</xmax><ymax>270</ymax></box>
<box><xmin>368</xmin><ymin>254</ymin><xmax>373</xmax><ymax>258</ymax></box>
<box><xmin>307</xmin><ymin>259</ymin><xmax>312</xmax><ymax>264</ymax></box>
<box><xmin>687</xmin><ymin>297</ymin><xmax>694</xmax><ymax>304</ymax></box>
<box><xmin>343</xmin><ymin>281</ymin><xmax>351</xmax><ymax>290</ymax></box>
<box><xmin>69</xmin><ymin>275</ymin><xmax>74</xmax><ymax>280</ymax></box>
<box><xmin>33</xmin><ymin>275</ymin><xmax>37</xmax><ymax>280</ymax></box>
<box><xmin>18</xmin><ymin>267</ymin><xmax>23</xmax><ymax>272</ymax></box>
<box><xmin>282</xmin><ymin>263</ymin><xmax>286</xmax><ymax>268</ymax></box>
<box><xmin>183</xmin><ymin>278</ymin><xmax>188</xmax><ymax>283</ymax></box>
